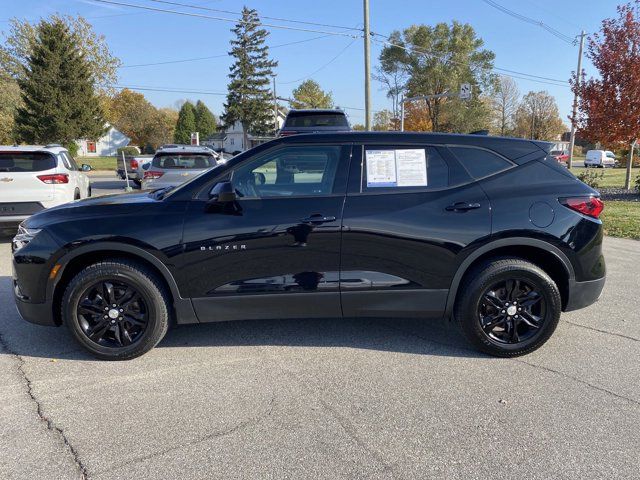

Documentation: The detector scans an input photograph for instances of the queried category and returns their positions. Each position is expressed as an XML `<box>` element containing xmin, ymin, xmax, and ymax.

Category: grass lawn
<box><xmin>77</xmin><ymin>156</ymin><xmax>117</xmax><ymax>171</ymax></box>
<box><xmin>601</xmin><ymin>201</ymin><xmax>640</xmax><ymax>240</ymax></box>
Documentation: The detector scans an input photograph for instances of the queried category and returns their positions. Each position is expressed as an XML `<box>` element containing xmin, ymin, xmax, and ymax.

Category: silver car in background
<box><xmin>141</xmin><ymin>146</ymin><xmax>218</xmax><ymax>190</ymax></box>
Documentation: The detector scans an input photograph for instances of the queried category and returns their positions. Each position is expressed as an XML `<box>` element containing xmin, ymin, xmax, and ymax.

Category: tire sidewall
<box><xmin>63</xmin><ymin>264</ymin><xmax>168</xmax><ymax>360</ymax></box>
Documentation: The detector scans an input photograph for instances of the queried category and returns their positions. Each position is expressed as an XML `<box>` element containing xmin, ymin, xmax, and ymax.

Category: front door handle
<box><xmin>300</xmin><ymin>214</ymin><xmax>337</xmax><ymax>224</ymax></box>
<box><xmin>445</xmin><ymin>202</ymin><xmax>481</xmax><ymax>212</ymax></box>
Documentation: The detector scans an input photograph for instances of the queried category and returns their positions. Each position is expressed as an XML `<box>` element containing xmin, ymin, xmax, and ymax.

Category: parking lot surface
<box><xmin>1</xmin><ymin>228</ymin><xmax>638</xmax><ymax>478</ymax></box>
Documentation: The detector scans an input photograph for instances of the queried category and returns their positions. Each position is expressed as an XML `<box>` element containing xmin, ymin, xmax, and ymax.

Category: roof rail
<box><xmin>469</xmin><ymin>130</ymin><xmax>489</xmax><ymax>136</ymax></box>
<box><xmin>45</xmin><ymin>143</ymin><xmax>63</xmax><ymax>148</ymax></box>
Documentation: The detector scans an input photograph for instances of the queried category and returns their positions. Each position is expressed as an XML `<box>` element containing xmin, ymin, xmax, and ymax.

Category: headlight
<box><xmin>12</xmin><ymin>225</ymin><xmax>42</xmax><ymax>252</ymax></box>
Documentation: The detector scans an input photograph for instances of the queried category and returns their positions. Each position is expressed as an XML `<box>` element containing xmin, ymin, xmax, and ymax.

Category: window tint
<box><xmin>361</xmin><ymin>146</ymin><xmax>448</xmax><ymax>192</ymax></box>
<box><xmin>232</xmin><ymin>145</ymin><xmax>342</xmax><ymax>198</ymax></box>
<box><xmin>0</xmin><ymin>153</ymin><xmax>56</xmax><ymax>172</ymax></box>
<box><xmin>450</xmin><ymin>147</ymin><xmax>512</xmax><ymax>179</ymax></box>
<box><xmin>64</xmin><ymin>152</ymin><xmax>79</xmax><ymax>170</ymax></box>
<box><xmin>284</xmin><ymin>112</ymin><xmax>349</xmax><ymax>128</ymax></box>
<box><xmin>152</xmin><ymin>154</ymin><xmax>216</xmax><ymax>169</ymax></box>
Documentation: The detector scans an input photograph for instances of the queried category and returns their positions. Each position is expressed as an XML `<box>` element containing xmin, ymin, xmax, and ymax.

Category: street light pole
<box><xmin>568</xmin><ymin>30</ymin><xmax>586</xmax><ymax>170</ymax></box>
<box><xmin>363</xmin><ymin>0</ymin><xmax>371</xmax><ymax>131</ymax></box>
<box><xmin>272</xmin><ymin>75</ymin><xmax>278</xmax><ymax>136</ymax></box>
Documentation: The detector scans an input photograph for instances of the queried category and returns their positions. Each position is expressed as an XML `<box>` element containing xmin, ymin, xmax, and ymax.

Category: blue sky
<box><xmin>0</xmin><ymin>0</ymin><xmax>623</xmax><ymax>125</ymax></box>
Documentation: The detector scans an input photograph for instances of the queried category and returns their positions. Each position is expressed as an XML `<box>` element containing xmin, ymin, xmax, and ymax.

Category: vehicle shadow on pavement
<box><xmin>0</xmin><ymin>276</ymin><xmax>483</xmax><ymax>361</ymax></box>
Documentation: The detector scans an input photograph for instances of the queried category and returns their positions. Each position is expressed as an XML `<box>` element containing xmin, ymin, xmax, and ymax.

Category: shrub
<box><xmin>116</xmin><ymin>146</ymin><xmax>140</xmax><ymax>156</ymax></box>
<box><xmin>577</xmin><ymin>169</ymin><xmax>605</xmax><ymax>189</ymax></box>
<box><xmin>635</xmin><ymin>174</ymin><xmax>640</xmax><ymax>193</ymax></box>
<box><xmin>64</xmin><ymin>142</ymin><xmax>79</xmax><ymax>157</ymax></box>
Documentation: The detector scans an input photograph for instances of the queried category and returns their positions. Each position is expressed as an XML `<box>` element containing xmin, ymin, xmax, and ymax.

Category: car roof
<box><xmin>272</xmin><ymin>132</ymin><xmax>550</xmax><ymax>160</ymax></box>
<box><xmin>0</xmin><ymin>145</ymin><xmax>68</xmax><ymax>154</ymax></box>
<box><xmin>286</xmin><ymin>109</ymin><xmax>346</xmax><ymax>114</ymax></box>
<box><xmin>154</xmin><ymin>146</ymin><xmax>214</xmax><ymax>154</ymax></box>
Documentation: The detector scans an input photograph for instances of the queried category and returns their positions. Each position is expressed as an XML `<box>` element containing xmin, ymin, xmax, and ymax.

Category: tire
<box><xmin>454</xmin><ymin>258</ymin><xmax>561</xmax><ymax>357</ymax></box>
<box><xmin>74</xmin><ymin>188</ymin><xmax>81</xmax><ymax>200</ymax></box>
<box><xmin>87</xmin><ymin>185</ymin><xmax>92</xmax><ymax>197</ymax></box>
<box><xmin>61</xmin><ymin>259</ymin><xmax>170</xmax><ymax>360</ymax></box>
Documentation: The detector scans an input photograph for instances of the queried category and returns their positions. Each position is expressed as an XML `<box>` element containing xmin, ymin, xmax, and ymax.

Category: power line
<box><xmin>119</xmin><ymin>34</ymin><xmax>334</xmax><ymax>68</ymax></box>
<box><xmin>147</xmin><ymin>0</ymin><xmax>362</xmax><ymax>32</ymax></box>
<box><xmin>480</xmin><ymin>0</ymin><xmax>576</xmax><ymax>45</ymax></box>
<box><xmin>107</xmin><ymin>83</ymin><xmax>227</xmax><ymax>95</ymax></box>
<box><xmin>370</xmin><ymin>36</ymin><xmax>570</xmax><ymax>88</ymax></box>
<box><xmin>92</xmin><ymin>0</ymin><xmax>360</xmax><ymax>38</ymax></box>
<box><xmin>280</xmin><ymin>38</ymin><xmax>358</xmax><ymax>85</ymax></box>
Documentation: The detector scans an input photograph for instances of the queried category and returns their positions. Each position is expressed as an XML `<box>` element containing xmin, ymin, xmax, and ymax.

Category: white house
<box><xmin>76</xmin><ymin>124</ymin><xmax>130</xmax><ymax>157</ymax></box>
<box><xmin>221</xmin><ymin>110</ymin><xmax>287</xmax><ymax>153</ymax></box>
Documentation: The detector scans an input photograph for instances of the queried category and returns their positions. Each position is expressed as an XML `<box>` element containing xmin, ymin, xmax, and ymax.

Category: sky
<box><xmin>0</xmin><ymin>0</ymin><xmax>624</xmax><ymax>126</ymax></box>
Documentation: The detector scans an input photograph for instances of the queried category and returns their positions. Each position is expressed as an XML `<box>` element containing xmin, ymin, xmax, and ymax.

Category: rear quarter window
<box><xmin>0</xmin><ymin>152</ymin><xmax>57</xmax><ymax>172</ymax></box>
<box><xmin>449</xmin><ymin>147</ymin><xmax>513</xmax><ymax>179</ymax></box>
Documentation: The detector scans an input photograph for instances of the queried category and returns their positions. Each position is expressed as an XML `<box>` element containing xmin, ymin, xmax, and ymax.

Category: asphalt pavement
<box><xmin>0</xmin><ymin>186</ymin><xmax>639</xmax><ymax>479</ymax></box>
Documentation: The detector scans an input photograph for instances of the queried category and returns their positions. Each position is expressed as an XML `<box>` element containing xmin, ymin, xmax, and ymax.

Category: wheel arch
<box><xmin>50</xmin><ymin>243</ymin><xmax>197</xmax><ymax>326</ymax></box>
<box><xmin>445</xmin><ymin>237</ymin><xmax>574</xmax><ymax>317</ymax></box>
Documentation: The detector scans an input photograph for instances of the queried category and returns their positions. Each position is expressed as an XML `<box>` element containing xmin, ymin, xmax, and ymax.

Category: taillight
<box><xmin>131</xmin><ymin>159</ymin><xmax>139</xmax><ymax>169</ymax></box>
<box><xmin>37</xmin><ymin>173</ymin><xmax>69</xmax><ymax>184</ymax></box>
<box><xmin>561</xmin><ymin>197</ymin><xmax>604</xmax><ymax>219</ymax></box>
<box><xmin>144</xmin><ymin>171</ymin><xmax>164</xmax><ymax>179</ymax></box>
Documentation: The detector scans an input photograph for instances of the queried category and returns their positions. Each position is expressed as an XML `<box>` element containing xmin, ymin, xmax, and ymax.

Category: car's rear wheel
<box><xmin>61</xmin><ymin>259</ymin><xmax>170</xmax><ymax>360</ymax></box>
<box><xmin>454</xmin><ymin>258</ymin><xmax>561</xmax><ymax>357</ymax></box>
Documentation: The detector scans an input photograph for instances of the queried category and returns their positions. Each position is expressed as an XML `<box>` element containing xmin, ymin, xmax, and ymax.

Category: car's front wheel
<box><xmin>61</xmin><ymin>259</ymin><xmax>170</xmax><ymax>360</ymax></box>
<box><xmin>454</xmin><ymin>258</ymin><xmax>561</xmax><ymax>357</ymax></box>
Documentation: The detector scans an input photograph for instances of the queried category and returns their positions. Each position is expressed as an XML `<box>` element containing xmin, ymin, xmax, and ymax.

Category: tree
<box><xmin>174</xmin><ymin>102</ymin><xmax>197</xmax><ymax>144</ymax></box>
<box><xmin>291</xmin><ymin>80</ymin><xmax>333</xmax><ymax>109</ymax></box>
<box><xmin>378</xmin><ymin>22</ymin><xmax>495</xmax><ymax>132</ymax></box>
<box><xmin>0</xmin><ymin>15</ymin><xmax>120</xmax><ymax>92</ymax></box>
<box><xmin>194</xmin><ymin>100</ymin><xmax>217</xmax><ymax>139</ymax></box>
<box><xmin>403</xmin><ymin>101</ymin><xmax>433</xmax><ymax>132</ymax></box>
<box><xmin>0</xmin><ymin>74</ymin><xmax>20</xmax><ymax>143</ymax></box>
<box><xmin>352</xmin><ymin>124</ymin><xmax>366</xmax><ymax>131</ymax></box>
<box><xmin>512</xmin><ymin>91</ymin><xmax>565</xmax><ymax>141</ymax></box>
<box><xmin>571</xmin><ymin>1</ymin><xmax>640</xmax><ymax>189</ymax></box>
<box><xmin>222</xmin><ymin>7</ymin><xmax>277</xmax><ymax>145</ymax></box>
<box><xmin>489</xmin><ymin>76</ymin><xmax>520</xmax><ymax>135</ymax></box>
<box><xmin>14</xmin><ymin>18</ymin><xmax>104</xmax><ymax>145</ymax></box>
<box><xmin>374</xmin><ymin>31</ymin><xmax>409</xmax><ymax>119</ymax></box>
<box><xmin>372</xmin><ymin>109</ymin><xmax>395</xmax><ymax>131</ymax></box>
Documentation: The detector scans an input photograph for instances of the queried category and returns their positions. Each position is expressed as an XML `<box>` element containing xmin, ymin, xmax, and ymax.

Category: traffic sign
<box><xmin>460</xmin><ymin>83</ymin><xmax>472</xmax><ymax>100</ymax></box>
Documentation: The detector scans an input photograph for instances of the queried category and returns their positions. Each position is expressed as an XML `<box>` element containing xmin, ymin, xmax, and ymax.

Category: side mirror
<box><xmin>81</xmin><ymin>164</ymin><xmax>92</xmax><ymax>172</ymax></box>
<box><xmin>208</xmin><ymin>181</ymin><xmax>236</xmax><ymax>203</ymax></box>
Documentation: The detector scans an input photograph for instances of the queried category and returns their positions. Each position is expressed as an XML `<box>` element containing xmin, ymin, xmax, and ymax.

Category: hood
<box><xmin>24</xmin><ymin>191</ymin><xmax>157</xmax><ymax>228</ymax></box>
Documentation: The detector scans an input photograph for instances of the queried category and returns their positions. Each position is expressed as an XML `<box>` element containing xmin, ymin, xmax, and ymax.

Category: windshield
<box><xmin>605</xmin><ymin>152</ymin><xmax>616</xmax><ymax>158</ymax></box>
<box><xmin>152</xmin><ymin>153</ymin><xmax>216</xmax><ymax>169</ymax></box>
<box><xmin>550</xmin><ymin>150</ymin><xmax>564</xmax><ymax>155</ymax></box>
<box><xmin>0</xmin><ymin>152</ymin><xmax>56</xmax><ymax>172</ymax></box>
<box><xmin>284</xmin><ymin>112</ymin><xmax>349</xmax><ymax>128</ymax></box>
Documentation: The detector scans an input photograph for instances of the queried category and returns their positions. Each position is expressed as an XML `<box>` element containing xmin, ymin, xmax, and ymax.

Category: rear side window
<box><xmin>449</xmin><ymin>147</ymin><xmax>513</xmax><ymax>179</ymax></box>
<box><xmin>284</xmin><ymin>112</ymin><xmax>349</xmax><ymax>128</ymax></box>
<box><xmin>152</xmin><ymin>154</ymin><xmax>216</xmax><ymax>169</ymax></box>
<box><xmin>361</xmin><ymin>146</ymin><xmax>448</xmax><ymax>193</ymax></box>
<box><xmin>0</xmin><ymin>152</ymin><xmax>56</xmax><ymax>172</ymax></box>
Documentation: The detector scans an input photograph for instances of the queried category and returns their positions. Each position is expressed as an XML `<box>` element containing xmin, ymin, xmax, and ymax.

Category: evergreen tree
<box><xmin>174</xmin><ymin>101</ymin><xmax>196</xmax><ymax>144</ymax></box>
<box><xmin>222</xmin><ymin>7</ymin><xmax>277</xmax><ymax>145</ymax></box>
<box><xmin>14</xmin><ymin>18</ymin><xmax>104</xmax><ymax>144</ymax></box>
<box><xmin>194</xmin><ymin>100</ymin><xmax>217</xmax><ymax>139</ymax></box>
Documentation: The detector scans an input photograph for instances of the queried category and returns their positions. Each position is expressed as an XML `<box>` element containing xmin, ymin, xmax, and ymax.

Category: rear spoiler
<box><xmin>532</xmin><ymin>140</ymin><xmax>554</xmax><ymax>154</ymax></box>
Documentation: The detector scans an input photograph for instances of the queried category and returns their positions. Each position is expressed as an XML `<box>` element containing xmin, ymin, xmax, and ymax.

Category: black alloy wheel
<box><xmin>77</xmin><ymin>280</ymin><xmax>149</xmax><ymax>348</ymax></box>
<box><xmin>477</xmin><ymin>278</ymin><xmax>545</xmax><ymax>344</ymax></box>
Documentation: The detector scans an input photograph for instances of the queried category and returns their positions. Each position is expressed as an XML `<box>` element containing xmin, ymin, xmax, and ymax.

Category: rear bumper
<box><xmin>565</xmin><ymin>276</ymin><xmax>606</xmax><ymax>312</ymax></box>
<box><xmin>13</xmin><ymin>280</ymin><xmax>57</xmax><ymax>326</ymax></box>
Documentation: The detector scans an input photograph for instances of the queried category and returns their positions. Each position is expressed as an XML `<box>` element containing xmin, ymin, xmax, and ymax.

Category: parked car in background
<box><xmin>12</xmin><ymin>132</ymin><xmax>605</xmax><ymax>360</ymax></box>
<box><xmin>550</xmin><ymin>149</ymin><xmax>569</xmax><ymax>167</ymax></box>
<box><xmin>141</xmin><ymin>145</ymin><xmax>218</xmax><ymax>190</ymax></box>
<box><xmin>116</xmin><ymin>154</ymin><xmax>153</xmax><ymax>187</ymax></box>
<box><xmin>278</xmin><ymin>109</ymin><xmax>351</xmax><ymax>137</ymax></box>
<box><xmin>585</xmin><ymin>150</ymin><xmax>617</xmax><ymax>168</ymax></box>
<box><xmin>0</xmin><ymin>145</ymin><xmax>91</xmax><ymax>232</ymax></box>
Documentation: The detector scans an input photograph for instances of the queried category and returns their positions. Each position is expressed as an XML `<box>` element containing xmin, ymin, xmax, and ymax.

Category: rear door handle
<box><xmin>300</xmin><ymin>214</ymin><xmax>337</xmax><ymax>224</ymax></box>
<box><xmin>445</xmin><ymin>202</ymin><xmax>481</xmax><ymax>212</ymax></box>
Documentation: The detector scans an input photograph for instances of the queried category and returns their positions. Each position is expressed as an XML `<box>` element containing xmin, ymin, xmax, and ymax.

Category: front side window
<box><xmin>449</xmin><ymin>147</ymin><xmax>513</xmax><ymax>179</ymax></box>
<box><xmin>232</xmin><ymin>145</ymin><xmax>342</xmax><ymax>198</ymax></box>
<box><xmin>152</xmin><ymin>154</ymin><xmax>216</xmax><ymax>169</ymax></box>
<box><xmin>361</xmin><ymin>146</ymin><xmax>448</xmax><ymax>192</ymax></box>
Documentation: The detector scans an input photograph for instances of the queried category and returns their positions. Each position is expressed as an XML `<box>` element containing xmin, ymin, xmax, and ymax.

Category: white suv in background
<box><xmin>0</xmin><ymin>145</ymin><xmax>92</xmax><ymax>231</ymax></box>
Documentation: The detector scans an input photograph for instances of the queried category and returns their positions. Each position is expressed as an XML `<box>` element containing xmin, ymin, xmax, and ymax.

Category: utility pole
<box><xmin>272</xmin><ymin>75</ymin><xmax>278</xmax><ymax>136</ymax></box>
<box><xmin>363</xmin><ymin>0</ymin><xmax>371</xmax><ymax>131</ymax></box>
<box><xmin>568</xmin><ymin>30</ymin><xmax>586</xmax><ymax>170</ymax></box>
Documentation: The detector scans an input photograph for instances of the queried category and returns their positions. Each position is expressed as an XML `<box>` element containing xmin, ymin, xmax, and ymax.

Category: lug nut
<box><xmin>104</xmin><ymin>307</ymin><xmax>108</xmax><ymax>311</ymax></box>
<box><xmin>514</xmin><ymin>315</ymin><xmax>519</xmax><ymax>318</ymax></box>
<box><xmin>518</xmin><ymin>307</ymin><xmax>522</xmax><ymax>311</ymax></box>
<box><xmin>507</xmin><ymin>316</ymin><xmax>511</xmax><ymax>320</ymax></box>
<box><xmin>118</xmin><ymin>317</ymin><xmax>123</xmax><ymax>320</ymax></box>
<box><xmin>103</xmin><ymin>315</ymin><xmax>108</xmax><ymax>319</ymax></box>
<box><xmin>119</xmin><ymin>308</ymin><xmax>123</xmax><ymax>312</ymax></box>
<box><xmin>112</xmin><ymin>304</ymin><xmax>116</xmax><ymax>307</ymax></box>
<box><xmin>111</xmin><ymin>320</ymin><xmax>116</xmax><ymax>324</ymax></box>
<box><xmin>502</xmin><ymin>310</ymin><xmax>506</xmax><ymax>313</ymax></box>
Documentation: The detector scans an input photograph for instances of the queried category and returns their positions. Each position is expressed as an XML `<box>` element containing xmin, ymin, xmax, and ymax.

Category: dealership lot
<box><xmin>1</xmin><ymin>227</ymin><xmax>639</xmax><ymax>478</ymax></box>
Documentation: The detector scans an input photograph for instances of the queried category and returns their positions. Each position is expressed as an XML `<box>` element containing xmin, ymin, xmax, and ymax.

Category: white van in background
<box><xmin>0</xmin><ymin>145</ymin><xmax>91</xmax><ymax>231</ymax></box>
<box><xmin>584</xmin><ymin>150</ymin><xmax>617</xmax><ymax>168</ymax></box>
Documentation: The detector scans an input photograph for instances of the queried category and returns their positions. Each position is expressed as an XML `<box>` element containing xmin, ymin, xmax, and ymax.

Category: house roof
<box><xmin>205</xmin><ymin>132</ymin><xmax>226</xmax><ymax>141</ymax></box>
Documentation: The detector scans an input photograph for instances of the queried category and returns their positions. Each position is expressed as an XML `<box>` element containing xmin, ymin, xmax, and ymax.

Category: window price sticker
<box><xmin>365</xmin><ymin>149</ymin><xmax>427</xmax><ymax>187</ymax></box>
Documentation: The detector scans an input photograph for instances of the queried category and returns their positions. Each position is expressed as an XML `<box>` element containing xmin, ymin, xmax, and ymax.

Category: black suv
<box><xmin>278</xmin><ymin>109</ymin><xmax>351</xmax><ymax>136</ymax></box>
<box><xmin>12</xmin><ymin>133</ymin><xmax>605</xmax><ymax>360</ymax></box>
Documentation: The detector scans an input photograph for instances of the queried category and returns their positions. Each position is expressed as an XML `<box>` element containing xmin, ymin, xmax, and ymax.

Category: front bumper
<box><xmin>565</xmin><ymin>276</ymin><xmax>606</xmax><ymax>312</ymax></box>
<box><xmin>14</xmin><ymin>280</ymin><xmax>57</xmax><ymax>326</ymax></box>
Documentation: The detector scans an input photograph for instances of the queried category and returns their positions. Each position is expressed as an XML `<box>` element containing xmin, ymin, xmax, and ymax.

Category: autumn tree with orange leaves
<box><xmin>571</xmin><ymin>1</ymin><xmax>640</xmax><ymax>189</ymax></box>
